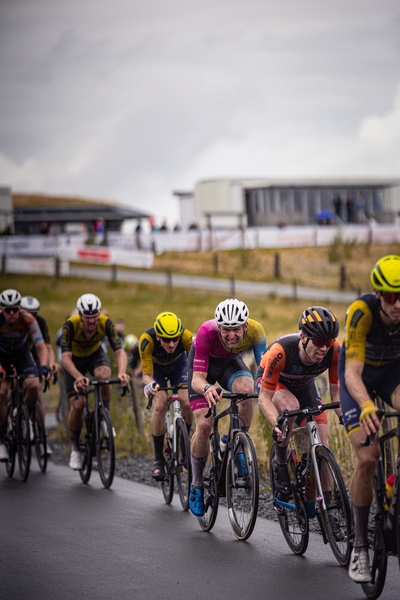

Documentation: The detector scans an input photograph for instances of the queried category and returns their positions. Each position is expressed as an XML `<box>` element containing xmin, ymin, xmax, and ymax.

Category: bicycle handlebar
<box><xmin>204</xmin><ymin>388</ymin><xmax>258</xmax><ymax>419</ymax></box>
<box><xmin>145</xmin><ymin>384</ymin><xmax>188</xmax><ymax>410</ymax></box>
<box><xmin>360</xmin><ymin>409</ymin><xmax>387</xmax><ymax>447</ymax></box>
<box><xmin>75</xmin><ymin>378</ymin><xmax>131</xmax><ymax>399</ymax></box>
<box><xmin>276</xmin><ymin>402</ymin><xmax>340</xmax><ymax>441</ymax></box>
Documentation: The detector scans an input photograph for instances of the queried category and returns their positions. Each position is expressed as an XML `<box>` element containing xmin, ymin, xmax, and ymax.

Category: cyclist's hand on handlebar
<box><xmin>203</xmin><ymin>383</ymin><xmax>222</xmax><ymax>407</ymax></box>
<box><xmin>40</xmin><ymin>365</ymin><xmax>51</xmax><ymax>381</ymax></box>
<box><xmin>144</xmin><ymin>380</ymin><xmax>159</xmax><ymax>398</ymax></box>
<box><xmin>118</xmin><ymin>373</ymin><xmax>131</xmax><ymax>387</ymax></box>
<box><xmin>360</xmin><ymin>400</ymin><xmax>382</xmax><ymax>435</ymax></box>
<box><xmin>50</xmin><ymin>362</ymin><xmax>60</xmax><ymax>375</ymax></box>
<box><xmin>272</xmin><ymin>424</ymin><xmax>288</xmax><ymax>444</ymax></box>
<box><xmin>74</xmin><ymin>376</ymin><xmax>89</xmax><ymax>393</ymax></box>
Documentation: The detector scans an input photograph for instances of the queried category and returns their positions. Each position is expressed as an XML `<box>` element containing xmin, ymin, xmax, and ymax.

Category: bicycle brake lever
<box><xmin>360</xmin><ymin>409</ymin><xmax>385</xmax><ymax>447</ymax></box>
<box><xmin>146</xmin><ymin>396</ymin><xmax>153</xmax><ymax>410</ymax></box>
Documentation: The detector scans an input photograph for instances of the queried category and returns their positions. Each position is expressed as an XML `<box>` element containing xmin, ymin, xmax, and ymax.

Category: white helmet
<box><xmin>215</xmin><ymin>299</ymin><xmax>249</xmax><ymax>327</ymax></box>
<box><xmin>21</xmin><ymin>295</ymin><xmax>40</xmax><ymax>312</ymax></box>
<box><xmin>125</xmin><ymin>334</ymin><xmax>138</xmax><ymax>351</ymax></box>
<box><xmin>77</xmin><ymin>293</ymin><xmax>102</xmax><ymax>316</ymax></box>
<box><xmin>0</xmin><ymin>289</ymin><xmax>22</xmax><ymax>308</ymax></box>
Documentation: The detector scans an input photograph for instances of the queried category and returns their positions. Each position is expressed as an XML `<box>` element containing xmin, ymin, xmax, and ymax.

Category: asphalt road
<box><xmin>1</xmin><ymin>461</ymin><xmax>398</xmax><ymax>600</ymax></box>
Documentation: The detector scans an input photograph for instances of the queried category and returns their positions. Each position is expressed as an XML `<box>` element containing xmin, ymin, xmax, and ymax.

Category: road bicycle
<box><xmin>198</xmin><ymin>389</ymin><xmax>259</xmax><ymax>541</ymax></box>
<box><xmin>4</xmin><ymin>373</ymin><xmax>35</xmax><ymax>481</ymax></box>
<box><xmin>146</xmin><ymin>384</ymin><xmax>192</xmax><ymax>510</ymax></box>
<box><xmin>360</xmin><ymin>409</ymin><xmax>400</xmax><ymax>600</ymax></box>
<box><xmin>29</xmin><ymin>378</ymin><xmax>50</xmax><ymax>473</ymax></box>
<box><xmin>78</xmin><ymin>378</ymin><xmax>128</xmax><ymax>489</ymax></box>
<box><xmin>271</xmin><ymin>402</ymin><xmax>351</xmax><ymax>566</ymax></box>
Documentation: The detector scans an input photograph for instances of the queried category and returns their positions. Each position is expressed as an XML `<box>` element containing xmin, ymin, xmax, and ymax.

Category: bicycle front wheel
<box><xmin>33</xmin><ymin>404</ymin><xmax>47</xmax><ymax>473</ymax></box>
<box><xmin>17</xmin><ymin>404</ymin><xmax>31</xmax><ymax>482</ymax></box>
<box><xmin>79</xmin><ymin>415</ymin><xmax>93</xmax><ymax>484</ymax></box>
<box><xmin>314</xmin><ymin>445</ymin><xmax>351</xmax><ymax>566</ymax></box>
<box><xmin>96</xmin><ymin>408</ymin><xmax>115</xmax><ymax>489</ymax></box>
<box><xmin>270</xmin><ymin>443</ymin><xmax>309</xmax><ymax>555</ymax></box>
<box><xmin>361</xmin><ymin>518</ymin><xmax>387</xmax><ymax>600</ymax></box>
<box><xmin>5</xmin><ymin>404</ymin><xmax>16</xmax><ymax>478</ymax></box>
<box><xmin>175</xmin><ymin>418</ymin><xmax>191</xmax><ymax>510</ymax></box>
<box><xmin>198</xmin><ymin>439</ymin><xmax>219</xmax><ymax>532</ymax></box>
<box><xmin>226</xmin><ymin>431</ymin><xmax>259</xmax><ymax>541</ymax></box>
<box><xmin>161</xmin><ymin>434</ymin><xmax>174</xmax><ymax>505</ymax></box>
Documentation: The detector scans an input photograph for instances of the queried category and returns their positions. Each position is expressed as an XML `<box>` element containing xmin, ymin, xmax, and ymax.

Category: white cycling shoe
<box><xmin>349</xmin><ymin>547</ymin><xmax>372</xmax><ymax>583</ymax></box>
<box><xmin>0</xmin><ymin>443</ymin><xmax>8</xmax><ymax>462</ymax></box>
<box><xmin>69</xmin><ymin>450</ymin><xmax>83</xmax><ymax>470</ymax></box>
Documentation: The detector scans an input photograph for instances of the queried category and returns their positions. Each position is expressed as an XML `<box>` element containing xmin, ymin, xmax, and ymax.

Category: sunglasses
<box><xmin>380</xmin><ymin>292</ymin><xmax>400</xmax><ymax>305</ymax></box>
<box><xmin>160</xmin><ymin>336</ymin><xmax>180</xmax><ymax>343</ymax></box>
<box><xmin>3</xmin><ymin>307</ymin><xmax>20</xmax><ymax>314</ymax></box>
<box><xmin>311</xmin><ymin>337</ymin><xmax>335</xmax><ymax>348</ymax></box>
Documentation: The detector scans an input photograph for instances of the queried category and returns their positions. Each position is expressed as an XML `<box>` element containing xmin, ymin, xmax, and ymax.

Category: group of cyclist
<box><xmin>1</xmin><ymin>252</ymin><xmax>399</xmax><ymax>588</ymax></box>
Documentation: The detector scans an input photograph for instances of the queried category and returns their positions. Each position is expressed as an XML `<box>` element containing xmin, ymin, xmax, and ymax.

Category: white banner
<box><xmin>4</xmin><ymin>256</ymin><xmax>70</xmax><ymax>276</ymax></box>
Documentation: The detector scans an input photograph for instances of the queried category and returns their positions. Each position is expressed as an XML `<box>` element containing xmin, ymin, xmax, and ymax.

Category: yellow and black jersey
<box><xmin>344</xmin><ymin>293</ymin><xmax>400</xmax><ymax>366</ymax></box>
<box><xmin>61</xmin><ymin>314</ymin><xmax>122</xmax><ymax>358</ymax></box>
<box><xmin>139</xmin><ymin>327</ymin><xmax>193</xmax><ymax>374</ymax></box>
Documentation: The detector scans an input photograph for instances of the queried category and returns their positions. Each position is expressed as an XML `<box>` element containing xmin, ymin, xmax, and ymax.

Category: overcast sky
<box><xmin>1</xmin><ymin>0</ymin><xmax>400</xmax><ymax>226</ymax></box>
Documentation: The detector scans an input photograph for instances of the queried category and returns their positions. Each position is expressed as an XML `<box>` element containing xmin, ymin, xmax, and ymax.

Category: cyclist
<box><xmin>187</xmin><ymin>298</ymin><xmax>266</xmax><ymax>516</ymax></box>
<box><xmin>339</xmin><ymin>255</ymin><xmax>400</xmax><ymax>584</ymax></box>
<box><xmin>256</xmin><ymin>306</ymin><xmax>341</xmax><ymax>519</ymax></box>
<box><xmin>20</xmin><ymin>295</ymin><xmax>59</xmax><ymax>455</ymax></box>
<box><xmin>139</xmin><ymin>312</ymin><xmax>193</xmax><ymax>480</ymax></box>
<box><xmin>0</xmin><ymin>289</ymin><xmax>50</xmax><ymax>461</ymax></box>
<box><xmin>61</xmin><ymin>294</ymin><xmax>130</xmax><ymax>470</ymax></box>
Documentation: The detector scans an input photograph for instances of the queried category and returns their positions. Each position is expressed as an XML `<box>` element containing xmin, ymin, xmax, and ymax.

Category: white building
<box><xmin>175</xmin><ymin>177</ymin><xmax>400</xmax><ymax>230</ymax></box>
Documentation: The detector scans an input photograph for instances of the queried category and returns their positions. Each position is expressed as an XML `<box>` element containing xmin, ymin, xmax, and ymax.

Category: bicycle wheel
<box><xmin>270</xmin><ymin>443</ymin><xmax>309</xmax><ymax>555</ymax></box>
<box><xmin>198</xmin><ymin>438</ymin><xmax>219</xmax><ymax>532</ymax></box>
<box><xmin>17</xmin><ymin>404</ymin><xmax>31</xmax><ymax>482</ymax></box>
<box><xmin>5</xmin><ymin>404</ymin><xmax>16</xmax><ymax>478</ymax></box>
<box><xmin>33</xmin><ymin>404</ymin><xmax>47</xmax><ymax>473</ymax></box>
<box><xmin>361</xmin><ymin>518</ymin><xmax>387</xmax><ymax>600</ymax></box>
<box><xmin>175</xmin><ymin>418</ymin><xmax>191</xmax><ymax>510</ymax></box>
<box><xmin>79</xmin><ymin>414</ymin><xmax>93</xmax><ymax>484</ymax></box>
<box><xmin>161</xmin><ymin>434</ymin><xmax>174</xmax><ymax>504</ymax></box>
<box><xmin>96</xmin><ymin>408</ymin><xmax>115</xmax><ymax>489</ymax></box>
<box><xmin>226</xmin><ymin>431</ymin><xmax>259</xmax><ymax>541</ymax></box>
<box><xmin>314</xmin><ymin>445</ymin><xmax>351</xmax><ymax>566</ymax></box>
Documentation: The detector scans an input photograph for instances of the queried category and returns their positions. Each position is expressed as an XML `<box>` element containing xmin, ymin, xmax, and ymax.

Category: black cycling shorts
<box><xmin>64</xmin><ymin>347</ymin><xmax>111</xmax><ymax>396</ymax></box>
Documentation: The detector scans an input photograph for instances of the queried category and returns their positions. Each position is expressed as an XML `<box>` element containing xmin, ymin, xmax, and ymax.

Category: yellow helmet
<box><xmin>154</xmin><ymin>312</ymin><xmax>183</xmax><ymax>338</ymax></box>
<box><xmin>370</xmin><ymin>255</ymin><xmax>400</xmax><ymax>292</ymax></box>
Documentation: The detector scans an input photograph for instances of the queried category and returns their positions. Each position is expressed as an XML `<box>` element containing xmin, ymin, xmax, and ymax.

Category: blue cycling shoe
<box><xmin>189</xmin><ymin>485</ymin><xmax>205</xmax><ymax>517</ymax></box>
<box><xmin>235</xmin><ymin>452</ymin><xmax>248</xmax><ymax>476</ymax></box>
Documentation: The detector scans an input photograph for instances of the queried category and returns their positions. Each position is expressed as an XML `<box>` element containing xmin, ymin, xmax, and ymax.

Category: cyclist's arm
<box><xmin>191</xmin><ymin>370</ymin><xmax>222</xmax><ymax>406</ymax></box>
<box><xmin>328</xmin><ymin>382</ymin><xmax>341</xmax><ymax>417</ymax></box>
<box><xmin>258</xmin><ymin>386</ymin><xmax>283</xmax><ymax>440</ymax></box>
<box><xmin>114</xmin><ymin>347</ymin><xmax>130</xmax><ymax>386</ymax></box>
<box><xmin>47</xmin><ymin>343</ymin><xmax>59</xmax><ymax>373</ymax></box>
<box><xmin>35</xmin><ymin>340</ymin><xmax>51</xmax><ymax>380</ymax></box>
<box><xmin>61</xmin><ymin>351</ymin><xmax>89</xmax><ymax>391</ymax></box>
<box><xmin>345</xmin><ymin>360</ymin><xmax>381</xmax><ymax>434</ymax></box>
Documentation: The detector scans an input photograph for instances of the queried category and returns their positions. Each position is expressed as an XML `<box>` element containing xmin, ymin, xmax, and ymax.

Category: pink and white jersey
<box><xmin>193</xmin><ymin>318</ymin><xmax>267</xmax><ymax>373</ymax></box>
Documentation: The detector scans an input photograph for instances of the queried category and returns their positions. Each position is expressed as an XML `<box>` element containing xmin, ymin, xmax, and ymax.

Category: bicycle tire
<box><xmin>361</xmin><ymin>518</ymin><xmax>387</xmax><ymax>600</ymax></box>
<box><xmin>314</xmin><ymin>445</ymin><xmax>351</xmax><ymax>566</ymax></box>
<box><xmin>33</xmin><ymin>403</ymin><xmax>47</xmax><ymax>473</ymax></box>
<box><xmin>161</xmin><ymin>433</ymin><xmax>174</xmax><ymax>504</ymax></box>
<box><xmin>96</xmin><ymin>407</ymin><xmax>115</xmax><ymax>489</ymax></box>
<box><xmin>79</xmin><ymin>414</ymin><xmax>93</xmax><ymax>484</ymax></box>
<box><xmin>270</xmin><ymin>443</ymin><xmax>309</xmax><ymax>555</ymax></box>
<box><xmin>175</xmin><ymin>418</ymin><xmax>191</xmax><ymax>510</ymax></box>
<box><xmin>5</xmin><ymin>403</ymin><xmax>16</xmax><ymax>478</ymax></box>
<box><xmin>198</xmin><ymin>438</ymin><xmax>219</xmax><ymax>532</ymax></box>
<box><xmin>226</xmin><ymin>431</ymin><xmax>259</xmax><ymax>541</ymax></box>
<box><xmin>17</xmin><ymin>404</ymin><xmax>31</xmax><ymax>482</ymax></box>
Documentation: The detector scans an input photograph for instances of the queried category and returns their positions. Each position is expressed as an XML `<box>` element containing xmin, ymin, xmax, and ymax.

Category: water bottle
<box><xmin>219</xmin><ymin>434</ymin><xmax>228</xmax><ymax>461</ymax></box>
<box><xmin>169</xmin><ymin>423</ymin><xmax>174</xmax><ymax>441</ymax></box>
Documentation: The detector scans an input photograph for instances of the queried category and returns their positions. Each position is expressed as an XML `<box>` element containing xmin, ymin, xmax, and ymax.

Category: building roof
<box><xmin>13</xmin><ymin>202</ymin><xmax>149</xmax><ymax>224</ymax></box>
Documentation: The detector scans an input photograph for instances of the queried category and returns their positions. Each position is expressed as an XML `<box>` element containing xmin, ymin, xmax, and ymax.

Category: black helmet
<box><xmin>299</xmin><ymin>306</ymin><xmax>339</xmax><ymax>339</ymax></box>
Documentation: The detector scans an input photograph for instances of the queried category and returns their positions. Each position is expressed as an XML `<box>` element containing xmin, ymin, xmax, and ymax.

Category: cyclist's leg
<box><xmin>149</xmin><ymin>364</ymin><xmax>169</xmax><ymax>479</ymax></box>
<box><xmin>64</xmin><ymin>357</ymin><xmax>88</xmax><ymax>469</ymax></box>
<box><xmin>0</xmin><ymin>361</ymin><xmax>9</xmax><ymax>460</ymax></box>
<box><xmin>168</xmin><ymin>353</ymin><xmax>193</xmax><ymax>429</ymax></box>
<box><xmin>269</xmin><ymin>386</ymin><xmax>300</xmax><ymax>501</ymax></box>
<box><xmin>223</xmin><ymin>356</ymin><xmax>254</xmax><ymax>429</ymax></box>
<box><xmin>90</xmin><ymin>348</ymin><xmax>112</xmax><ymax>408</ymax></box>
<box><xmin>189</xmin><ymin>405</ymin><xmax>211</xmax><ymax>516</ymax></box>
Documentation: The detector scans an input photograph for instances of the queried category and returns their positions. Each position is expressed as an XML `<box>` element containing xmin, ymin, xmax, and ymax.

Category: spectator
<box><xmin>346</xmin><ymin>193</ymin><xmax>355</xmax><ymax>223</ymax></box>
<box><xmin>173</xmin><ymin>222</ymin><xmax>181</xmax><ymax>232</ymax></box>
<box><xmin>115</xmin><ymin>318</ymin><xmax>126</xmax><ymax>345</ymax></box>
<box><xmin>159</xmin><ymin>220</ymin><xmax>168</xmax><ymax>232</ymax></box>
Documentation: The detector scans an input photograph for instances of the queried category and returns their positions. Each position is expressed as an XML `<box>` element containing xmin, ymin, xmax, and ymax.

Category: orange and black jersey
<box><xmin>139</xmin><ymin>327</ymin><xmax>193</xmax><ymax>374</ymax></box>
<box><xmin>61</xmin><ymin>314</ymin><xmax>122</xmax><ymax>358</ymax></box>
<box><xmin>344</xmin><ymin>293</ymin><xmax>400</xmax><ymax>366</ymax></box>
<box><xmin>259</xmin><ymin>334</ymin><xmax>341</xmax><ymax>391</ymax></box>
